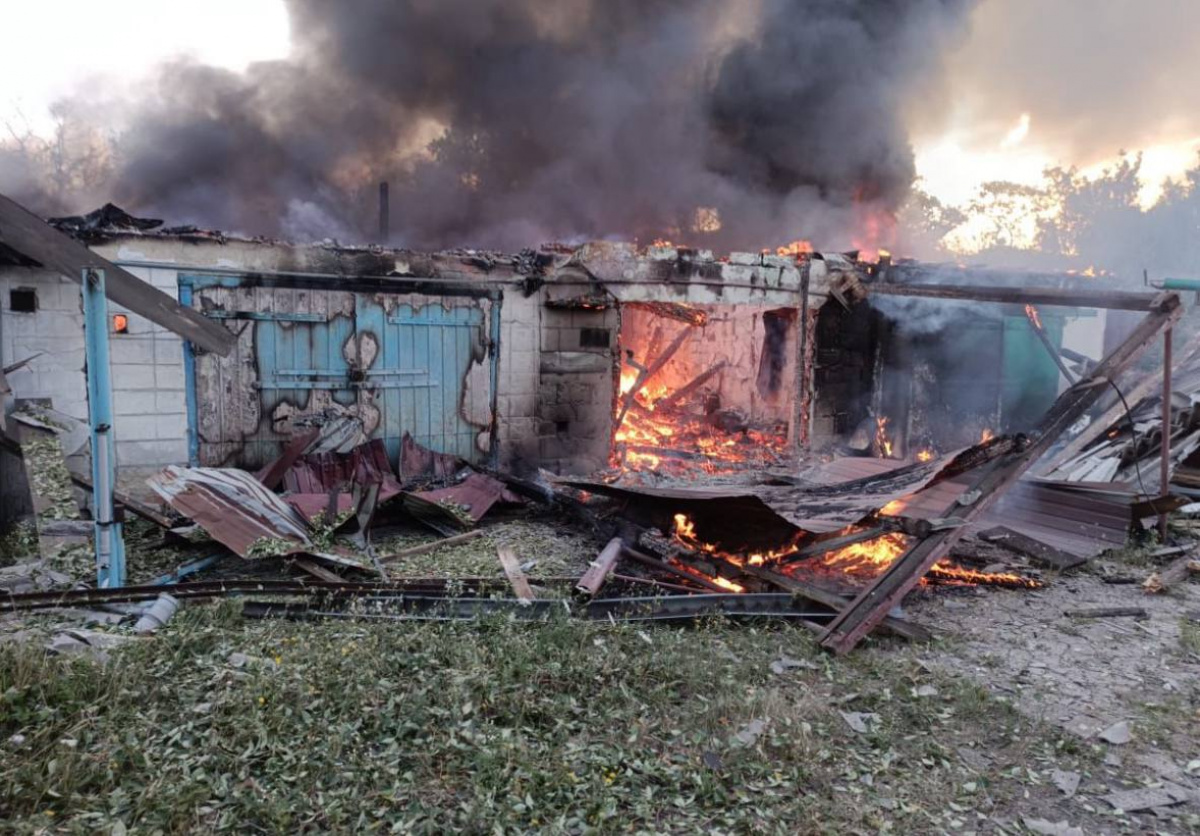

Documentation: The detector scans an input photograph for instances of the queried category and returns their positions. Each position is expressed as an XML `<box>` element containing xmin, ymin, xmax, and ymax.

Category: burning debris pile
<box><xmin>612</xmin><ymin>302</ymin><xmax>793</xmax><ymax>478</ymax></box>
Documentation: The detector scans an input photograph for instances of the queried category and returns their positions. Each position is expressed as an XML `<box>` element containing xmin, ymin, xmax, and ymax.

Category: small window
<box><xmin>579</xmin><ymin>327</ymin><xmax>610</xmax><ymax>348</ymax></box>
<box><xmin>9</xmin><ymin>288</ymin><xmax>36</xmax><ymax>312</ymax></box>
<box><xmin>555</xmin><ymin>420</ymin><xmax>570</xmax><ymax>435</ymax></box>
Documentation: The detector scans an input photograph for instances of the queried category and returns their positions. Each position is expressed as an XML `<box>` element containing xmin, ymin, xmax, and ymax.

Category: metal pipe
<box><xmin>1160</xmin><ymin>327</ymin><xmax>1173</xmax><ymax>540</ymax></box>
<box><xmin>378</xmin><ymin>181</ymin><xmax>390</xmax><ymax>241</ymax></box>
<box><xmin>94</xmin><ymin>422</ymin><xmax>112</xmax><ymax>577</ymax></box>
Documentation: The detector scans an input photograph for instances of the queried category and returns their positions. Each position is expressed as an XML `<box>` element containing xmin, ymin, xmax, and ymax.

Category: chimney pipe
<box><xmin>378</xmin><ymin>181</ymin><xmax>390</xmax><ymax>242</ymax></box>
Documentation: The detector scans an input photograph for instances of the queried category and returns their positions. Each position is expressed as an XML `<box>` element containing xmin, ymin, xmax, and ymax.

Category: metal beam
<box><xmin>0</xmin><ymin>193</ymin><xmax>234</xmax><ymax>355</ymax></box>
<box><xmin>869</xmin><ymin>282</ymin><xmax>1167</xmax><ymax>312</ymax></box>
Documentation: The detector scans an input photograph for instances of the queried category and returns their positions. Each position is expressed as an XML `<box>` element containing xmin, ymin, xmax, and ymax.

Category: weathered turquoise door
<box><xmin>181</xmin><ymin>275</ymin><xmax>498</xmax><ymax>469</ymax></box>
<box><xmin>353</xmin><ymin>295</ymin><xmax>490</xmax><ymax>462</ymax></box>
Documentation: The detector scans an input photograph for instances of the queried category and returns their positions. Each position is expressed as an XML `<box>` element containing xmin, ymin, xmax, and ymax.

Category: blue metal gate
<box><xmin>180</xmin><ymin>275</ymin><xmax>499</xmax><ymax>469</ymax></box>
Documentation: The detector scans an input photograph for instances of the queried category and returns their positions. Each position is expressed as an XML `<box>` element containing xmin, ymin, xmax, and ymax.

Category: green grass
<box><xmin>0</xmin><ymin>605</ymin><xmax>1104</xmax><ymax>834</ymax></box>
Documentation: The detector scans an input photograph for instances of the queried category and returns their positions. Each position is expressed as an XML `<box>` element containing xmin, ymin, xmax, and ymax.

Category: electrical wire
<box><xmin>1101</xmin><ymin>375</ymin><xmax>1151</xmax><ymax>498</ymax></box>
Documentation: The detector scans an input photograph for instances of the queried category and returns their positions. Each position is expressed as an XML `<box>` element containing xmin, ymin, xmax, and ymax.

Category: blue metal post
<box><xmin>178</xmin><ymin>278</ymin><xmax>200</xmax><ymax>466</ymax></box>
<box><xmin>488</xmin><ymin>293</ymin><xmax>502</xmax><ymax>469</ymax></box>
<box><xmin>81</xmin><ymin>269</ymin><xmax>126</xmax><ymax>588</ymax></box>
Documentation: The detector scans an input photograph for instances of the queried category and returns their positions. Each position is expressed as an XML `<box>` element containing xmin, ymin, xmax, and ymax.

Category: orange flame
<box><xmin>875</xmin><ymin>416</ymin><xmax>894</xmax><ymax>458</ymax></box>
<box><xmin>916</xmin><ymin>448</ymin><xmax>935</xmax><ymax>463</ymax></box>
<box><xmin>1024</xmin><ymin>303</ymin><xmax>1043</xmax><ymax>331</ymax></box>
<box><xmin>980</xmin><ymin>428</ymin><xmax>995</xmax><ymax>443</ymax></box>
<box><xmin>775</xmin><ymin>240</ymin><xmax>815</xmax><ymax>258</ymax></box>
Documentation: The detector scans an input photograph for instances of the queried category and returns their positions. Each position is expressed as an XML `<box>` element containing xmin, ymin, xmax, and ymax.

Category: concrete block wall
<box><xmin>495</xmin><ymin>292</ymin><xmax>541</xmax><ymax>472</ymax></box>
<box><xmin>105</xmin><ymin>265</ymin><xmax>190</xmax><ymax>471</ymax></box>
<box><xmin>0</xmin><ymin>263</ymin><xmax>191</xmax><ymax>480</ymax></box>
<box><xmin>0</xmin><ymin>269</ymin><xmax>89</xmax><ymax>421</ymax></box>
<box><xmin>536</xmin><ymin>305</ymin><xmax>618</xmax><ymax>474</ymax></box>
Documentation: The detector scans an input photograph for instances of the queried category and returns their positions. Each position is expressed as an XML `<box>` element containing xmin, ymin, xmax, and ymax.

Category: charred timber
<box><xmin>869</xmin><ymin>283</ymin><xmax>1169</xmax><ymax>312</ymax></box>
<box><xmin>654</xmin><ymin>361</ymin><xmax>728</xmax><ymax>410</ymax></box>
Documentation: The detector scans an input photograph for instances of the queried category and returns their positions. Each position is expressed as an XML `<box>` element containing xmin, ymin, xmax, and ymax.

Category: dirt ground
<box><xmin>906</xmin><ymin>555</ymin><xmax>1200</xmax><ymax>833</ymax></box>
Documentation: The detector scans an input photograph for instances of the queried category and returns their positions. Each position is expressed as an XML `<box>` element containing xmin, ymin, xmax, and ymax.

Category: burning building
<box><xmin>0</xmin><ymin>210</ymin><xmax>1111</xmax><ymax>494</ymax></box>
<box><xmin>1</xmin><ymin>198</ymin><xmax>1191</xmax><ymax>655</ymax></box>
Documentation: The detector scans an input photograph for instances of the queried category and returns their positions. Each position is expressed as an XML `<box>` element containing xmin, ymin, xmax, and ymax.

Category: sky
<box><xmin>2</xmin><ymin>0</ymin><xmax>1198</xmax><ymax>213</ymax></box>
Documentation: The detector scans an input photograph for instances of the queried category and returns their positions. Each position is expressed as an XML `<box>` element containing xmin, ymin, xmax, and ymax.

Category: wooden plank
<box><xmin>615</xmin><ymin>326</ymin><xmax>693</xmax><ymax>426</ymax></box>
<box><xmin>67</xmin><ymin>468</ymin><xmax>175</xmax><ymax>530</ymax></box>
<box><xmin>0</xmin><ymin>192</ymin><xmax>234</xmax><ymax>355</ymax></box>
<box><xmin>739</xmin><ymin>564</ymin><xmax>932</xmax><ymax>643</ymax></box>
<box><xmin>255</xmin><ymin>427</ymin><xmax>321</xmax><ymax>490</ymax></box>
<box><xmin>292</xmin><ymin>557</ymin><xmax>344</xmax><ymax>583</ymax></box>
<box><xmin>820</xmin><ymin>293</ymin><xmax>1182</xmax><ymax>655</ymax></box>
<box><xmin>380</xmin><ymin>529</ymin><xmax>486</xmax><ymax>563</ymax></box>
<box><xmin>497</xmin><ymin>546</ymin><xmax>535</xmax><ymax>604</ymax></box>
<box><xmin>978</xmin><ymin>526</ymin><xmax>1088</xmax><ymax>571</ymax></box>
<box><xmin>576</xmin><ymin>537</ymin><xmax>623</xmax><ymax>595</ymax></box>
<box><xmin>870</xmin><ymin>282</ymin><xmax>1166</xmax><ymax>312</ymax></box>
<box><xmin>1064</xmin><ymin>607</ymin><xmax>1148</xmax><ymax>619</ymax></box>
<box><xmin>621</xmin><ymin>546</ymin><xmax>731</xmax><ymax>593</ymax></box>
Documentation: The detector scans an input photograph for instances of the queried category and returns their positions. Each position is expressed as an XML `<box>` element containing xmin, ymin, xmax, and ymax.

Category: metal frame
<box><xmin>81</xmin><ymin>269</ymin><xmax>126</xmax><ymax>587</ymax></box>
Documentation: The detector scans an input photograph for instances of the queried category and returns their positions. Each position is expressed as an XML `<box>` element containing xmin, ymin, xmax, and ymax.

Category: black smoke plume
<box><xmin>2</xmin><ymin>0</ymin><xmax>975</xmax><ymax>250</ymax></box>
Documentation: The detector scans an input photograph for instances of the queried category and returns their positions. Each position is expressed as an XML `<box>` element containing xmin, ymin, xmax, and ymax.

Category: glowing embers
<box><xmin>611</xmin><ymin>326</ymin><xmax>790</xmax><ymax>478</ymax></box>
<box><xmin>668</xmin><ymin>512</ymin><xmax>1044</xmax><ymax>591</ymax></box>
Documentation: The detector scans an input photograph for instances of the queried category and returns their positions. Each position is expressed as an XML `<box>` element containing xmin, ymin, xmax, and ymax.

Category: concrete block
<box><xmin>539</xmin><ymin>352</ymin><xmax>611</xmax><ymax>375</ymax></box>
<box><xmin>115</xmin><ymin>414</ymin><xmax>159</xmax><ymax>442</ymax></box>
<box><xmin>114</xmin><ymin>391</ymin><xmax>157</xmax><ymax>416</ymax></box>
<box><xmin>729</xmin><ymin>251</ymin><xmax>762</xmax><ymax>267</ymax></box>
<box><xmin>156</xmin><ymin>365</ymin><xmax>186</xmax><ymax>389</ymax></box>
<box><xmin>110</xmin><ymin>338</ymin><xmax>157</xmax><ymax>365</ymax></box>
<box><xmin>116</xmin><ymin>439</ymin><xmax>188</xmax><ymax>468</ymax></box>
<box><xmin>155</xmin><ymin>390</ymin><xmax>186</xmax><ymax>412</ymax></box>
<box><xmin>155</xmin><ymin>413</ymin><xmax>187</xmax><ymax>442</ymax></box>
<box><xmin>111</xmin><ymin>364</ymin><xmax>158</xmax><ymax>391</ymax></box>
<box><xmin>154</xmin><ymin>338</ymin><xmax>183</xmax><ymax>365</ymax></box>
<box><xmin>721</xmin><ymin>265</ymin><xmax>757</xmax><ymax>284</ymax></box>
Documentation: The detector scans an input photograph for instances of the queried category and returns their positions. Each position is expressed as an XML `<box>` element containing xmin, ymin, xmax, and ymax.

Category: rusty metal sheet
<box><xmin>283</xmin><ymin>438</ymin><xmax>402</xmax><ymax>501</ymax></box>
<box><xmin>886</xmin><ymin>472</ymin><xmax>1132</xmax><ymax>559</ymax></box>
<box><xmin>398</xmin><ymin>431</ymin><xmax>464</xmax><ymax>484</ymax></box>
<box><xmin>402</xmin><ymin>472</ymin><xmax>522</xmax><ymax>530</ymax></box>
<box><xmin>148</xmin><ymin>466</ymin><xmax>312</xmax><ymax>558</ymax></box>
<box><xmin>286</xmin><ymin>493</ymin><xmax>356</xmax><ymax>522</ymax></box>
<box><xmin>562</xmin><ymin>449</ymin><xmax>968</xmax><ymax>534</ymax></box>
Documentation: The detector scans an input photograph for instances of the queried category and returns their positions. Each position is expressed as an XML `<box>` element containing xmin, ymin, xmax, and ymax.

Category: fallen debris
<box><xmin>148</xmin><ymin>466</ymin><xmax>312</xmax><ymax>558</ymax></box>
<box><xmin>1101</xmin><ymin>784</ymin><xmax>1192</xmax><ymax>813</ymax></box>
<box><xmin>1098</xmin><ymin>720</ymin><xmax>1133</xmax><ymax>745</ymax></box>
<box><xmin>133</xmin><ymin>593</ymin><xmax>180</xmax><ymax>634</ymax></box>
<box><xmin>381</xmin><ymin>529</ymin><xmax>488</xmax><ymax>563</ymax></box>
<box><xmin>1142</xmin><ymin>555</ymin><xmax>1200</xmax><ymax>593</ymax></box>
<box><xmin>1064</xmin><ymin>607</ymin><xmax>1148</xmax><ymax>619</ymax></box>
<box><xmin>575</xmin><ymin>537</ymin><xmax>623</xmax><ymax>596</ymax></box>
<box><xmin>402</xmin><ymin>472</ymin><xmax>523</xmax><ymax>532</ymax></box>
<box><xmin>978</xmin><ymin>526</ymin><xmax>1087</xmax><ymax>571</ymax></box>
<box><xmin>497</xmin><ymin>546</ymin><xmax>535</xmax><ymax>604</ymax></box>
